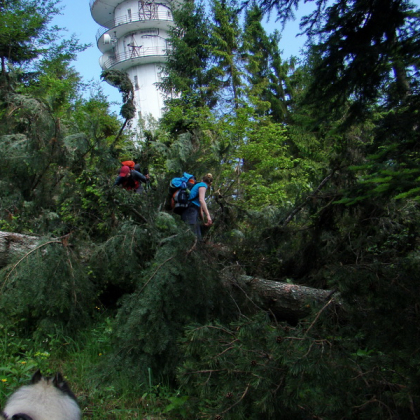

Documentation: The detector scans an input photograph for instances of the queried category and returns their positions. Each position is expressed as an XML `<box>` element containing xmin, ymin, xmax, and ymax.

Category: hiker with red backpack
<box><xmin>114</xmin><ymin>164</ymin><xmax>148</xmax><ymax>194</ymax></box>
<box><xmin>181</xmin><ymin>173</ymin><xmax>213</xmax><ymax>239</ymax></box>
<box><xmin>123</xmin><ymin>160</ymin><xmax>151</xmax><ymax>189</ymax></box>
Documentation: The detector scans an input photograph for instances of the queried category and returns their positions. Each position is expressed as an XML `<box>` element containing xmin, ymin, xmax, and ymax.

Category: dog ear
<box><xmin>31</xmin><ymin>370</ymin><xmax>43</xmax><ymax>384</ymax></box>
<box><xmin>52</xmin><ymin>373</ymin><xmax>77</xmax><ymax>401</ymax></box>
<box><xmin>52</xmin><ymin>372</ymin><xmax>64</xmax><ymax>388</ymax></box>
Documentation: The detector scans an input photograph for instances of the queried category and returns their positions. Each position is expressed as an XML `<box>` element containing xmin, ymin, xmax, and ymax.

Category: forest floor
<box><xmin>0</xmin><ymin>313</ymin><xmax>185</xmax><ymax>419</ymax></box>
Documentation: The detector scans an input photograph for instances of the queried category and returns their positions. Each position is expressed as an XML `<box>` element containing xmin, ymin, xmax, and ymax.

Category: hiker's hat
<box><xmin>120</xmin><ymin>165</ymin><xmax>130</xmax><ymax>177</ymax></box>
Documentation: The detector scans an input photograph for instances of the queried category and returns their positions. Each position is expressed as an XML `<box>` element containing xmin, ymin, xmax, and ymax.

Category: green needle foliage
<box><xmin>0</xmin><ymin>240</ymin><xmax>95</xmax><ymax>335</ymax></box>
<box><xmin>160</xmin><ymin>0</ymin><xmax>220</xmax><ymax>110</ymax></box>
<box><xmin>101</xmin><ymin>69</ymin><xmax>136</xmax><ymax>121</ymax></box>
<box><xmin>0</xmin><ymin>0</ymin><xmax>61</xmax><ymax>76</ymax></box>
<box><xmin>1</xmin><ymin>0</ymin><xmax>420</xmax><ymax>418</ymax></box>
<box><xmin>108</xmin><ymin>230</ymin><xmax>228</xmax><ymax>384</ymax></box>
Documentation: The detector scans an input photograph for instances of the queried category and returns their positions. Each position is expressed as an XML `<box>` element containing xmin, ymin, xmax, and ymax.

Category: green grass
<box><xmin>0</xmin><ymin>314</ymin><xmax>189</xmax><ymax>420</ymax></box>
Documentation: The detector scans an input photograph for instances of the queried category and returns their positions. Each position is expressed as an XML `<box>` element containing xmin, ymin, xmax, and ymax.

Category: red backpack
<box><xmin>119</xmin><ymin>162</ymin><xmax>139</xmax><ymax>191</ymax></box>
<box><xmin>121</xmin><ymin>160</ymin><xmax>135</xmax><ymax>170</ymax></box>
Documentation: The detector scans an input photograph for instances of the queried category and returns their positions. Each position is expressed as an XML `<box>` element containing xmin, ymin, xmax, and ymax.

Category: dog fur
<box><xmin>1</xmin><ymin>370</ymin><xmax>81</xmax><ymax>420</ymax></box>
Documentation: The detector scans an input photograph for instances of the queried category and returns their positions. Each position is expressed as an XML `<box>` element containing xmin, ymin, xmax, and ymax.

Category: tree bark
<box><xmin>226</xmin><ymin>274</ymin><xmax>339</xmax><ymax>322</ymax></box>
<box><xmin>0</xmin><ymin>231</ymin><xmax>42</xmax><ymax>268</ymax></box>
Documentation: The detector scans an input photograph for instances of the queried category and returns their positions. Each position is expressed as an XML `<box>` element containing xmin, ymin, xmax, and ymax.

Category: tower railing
<box><xmin>90</xmin><ymin>0</ymin><xmax>176</xmax><ymax>9</ymax></box>
<box><xmin>95</xmin><ymin>10</ymin><xmax>173</xmax><ymax>42</ymax></box>
<box><xmin>100</xmin><ymin>46</ymin><xmax>168</xmax><ymax>69</ymax></box>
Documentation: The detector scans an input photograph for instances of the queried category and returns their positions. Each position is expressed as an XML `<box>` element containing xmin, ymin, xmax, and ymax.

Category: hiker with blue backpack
<box><xmin>168</xmin><ymin>172</ymin><xmax>196</xmax><ymax>214</ymax></box>
<box><xmin>181</xmin><ymin>173</ymin><xmax>213</xmax><ymax>239</ymax></box>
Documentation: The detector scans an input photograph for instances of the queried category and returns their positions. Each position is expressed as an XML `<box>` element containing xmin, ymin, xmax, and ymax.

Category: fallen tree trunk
<box><xmin>227</xmin><ymin>275</ymin><xmax>339</xmax><ymax>322</ymax></box>
<box><xmin>0</xmin><ymin>230</ymin><xmax>77</xmax><ymax>270</ymax></box>
<box><xmin>0</xmin><ymin>230</ymin><xmax>339</xmax><ymax>321</ymax></box>
<box><xmin>0</xmin><ymin>231</ymin><xmax>42</xmax><ymax>268</ymax></box>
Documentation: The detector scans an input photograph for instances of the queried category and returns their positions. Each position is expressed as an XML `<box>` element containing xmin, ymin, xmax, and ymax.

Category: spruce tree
<box><xmin>210</xmin><ymin>0</ymin><xmax>244</xmax><ymax>111</ymax></box>
<box><xmin>242</xmin><ymin>5</ymin><xmax>293</xmax><ymax>122</ymax></box>
<box><xmin>160</xmin><ymin>0</ymin><xmax>219</xmax><ymax>110</ymax></box>
<box><xmin>0</xmin><ymin>0</ymin><xmax>61</xmax><ymax>78</ymax></box>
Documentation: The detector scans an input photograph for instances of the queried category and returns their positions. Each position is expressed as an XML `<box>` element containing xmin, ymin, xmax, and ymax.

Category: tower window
<box><xmin>134</xmin><ymin>75</ymin><xmax>139</xmax><ymax>90</ymax></box>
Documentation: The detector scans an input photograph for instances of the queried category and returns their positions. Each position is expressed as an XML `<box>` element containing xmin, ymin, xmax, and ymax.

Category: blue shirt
<box><xmin>188</xmin><ymin>182</ymin><xmax>207</xmax><ymax>207</ymax></box>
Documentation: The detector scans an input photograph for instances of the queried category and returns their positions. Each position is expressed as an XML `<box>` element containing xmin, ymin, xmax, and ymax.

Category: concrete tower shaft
<box><xmin>90</xmin><ymin>0</ymin><xmax>182</xmax><ymax>124</ymax></box>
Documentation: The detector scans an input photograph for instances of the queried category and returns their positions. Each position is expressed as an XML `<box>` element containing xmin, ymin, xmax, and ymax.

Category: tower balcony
<box><xmin>90</xmin><ymin>0</ymin><xmax>178</xmax><ymax>28</ymax></box>
<box><xmin>96</xmin><ymin>10</ymin><xmax>173</xmax><ymax>53</ymax></box>
<box><xmin>99</xmin><ymin>46</ymin><xmax>168</xmax><ymax>71</ymax></box>
<box><xmin>96</xmin><ymin>9</ymin><xmax>173</xmax><ymax>40</ymax></box>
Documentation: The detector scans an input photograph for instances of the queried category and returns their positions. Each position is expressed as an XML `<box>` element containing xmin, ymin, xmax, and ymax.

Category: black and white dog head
<box><xmin>1</xmin><ymin>370</ymin><xmax>81</xmax><ymax>420</ymax></box>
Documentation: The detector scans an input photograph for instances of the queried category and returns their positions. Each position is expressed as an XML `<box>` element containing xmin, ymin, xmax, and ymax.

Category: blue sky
<box><xmin>53</xmin><ymin>0</ymin><xmax>320</xmax><ymax>111</ymax></box>
<box><xmin>53</xmin><ymin>0</ymin><xmax>420</xmax><ymax>114</ymax></box>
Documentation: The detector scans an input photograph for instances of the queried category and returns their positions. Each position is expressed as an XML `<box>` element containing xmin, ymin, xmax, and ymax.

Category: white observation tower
<box><xmin>90</xmin><ymin>0</ymin><xmax>180</xmax><ymax>126</ymax></box>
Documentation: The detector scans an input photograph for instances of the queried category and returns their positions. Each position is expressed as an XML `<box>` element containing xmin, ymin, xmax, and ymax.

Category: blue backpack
<box><xmin>169</xmin><ymin>172</ymin><xmax>196</xmax><ymax>214</ymax></box>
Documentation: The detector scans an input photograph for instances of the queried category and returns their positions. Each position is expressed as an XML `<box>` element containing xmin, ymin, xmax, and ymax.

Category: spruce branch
<box><xmin>185</xmin><ymin>369</ymin><xmax>225</xmax><ymax>375</ymax></box>
<box><xmin>303</xmin><ymin>297</ymin><xmax>335</xmax><ymax>337</ymax></box>
<box><xmin>137</xmin><ymin>255</ymin><xmax>175</xmax><ymax>295</ymax></box>
<box><xmin>1</xmin><ymin>240</ymin><xmax>62</xmax><ymax>291</ymax></box>
<box><xmin>190</xmin><ymin>325</ymin><xmax>236</xmax><ymax>336</ymax></box>
<box><xmin>186</xmin><ymin>236</ymin><xmax>198</xmax><ymax>255</ymax></box>
<box><xmin>282</xmin><ymin>169</ymin><xmax>337</xmax><ymax>227</ymax></box>
<box><xmin>127</xmin><ymin>206</ymin><xmax>148</xmax><ymax>224</ymax></box>
<box><xmin>220</xmin><ymin>384</ymin><xmax>250</xmax><ymax>415</ymax></box>
<box><xmin>111</xmin><ymin>118</ymin><xmax>129</xmax><ymax>148</ymax></box>
<box><xmin>353</xmin><ymin>396</ymin><xmax>394</xmax><ymax>418</ymax></box>
<box><xmin>409</xmin><ymin>396</ymin><xmax>419</xmax><ymax>420</ymax></box>
<box><xmin>214</xmin><ymin>340</ymin><xmax>240</xmax><ymax>358</ymax></box>
<box><xmin>227</xmin><ymin>288</ymin><xmax>249</xmax><ymax>319</ymax></box>
<box><xmin>231</xmin><ymin>276</ymin><xmax>266</xmax><ymax>313</ymax></box>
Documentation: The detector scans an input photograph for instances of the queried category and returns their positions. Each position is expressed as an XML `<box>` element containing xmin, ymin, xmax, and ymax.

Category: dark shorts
<box><xmin>181</xmin><ymin>205</ymin><xmax>202</xmax><ymax>239</ymax></box>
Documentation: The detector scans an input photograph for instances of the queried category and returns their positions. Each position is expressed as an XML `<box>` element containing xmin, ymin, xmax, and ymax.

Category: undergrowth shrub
<box><xmin>0</xmin><ymin>242</ymin><xmax>95</xmax><ymax>336</ymax></box>
<box><xmin>88</xmin><ymin>221</ymin><xmax>160</xmax><ymax>308</ymax></box>
<box><xmin>103</xmin><ymin>229</ymin><xmax>229</xmax><ymax>384</ymax></box>
<box><xmin>176</xmin><ymin>305</ymin><xmax>419</xmax><ymax>420</ymax></box>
